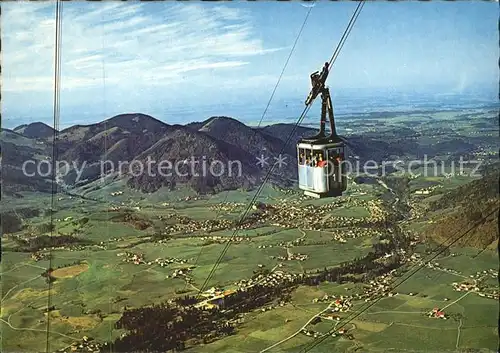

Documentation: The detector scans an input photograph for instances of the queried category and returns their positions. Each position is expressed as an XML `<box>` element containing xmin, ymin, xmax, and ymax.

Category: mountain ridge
<box><xmin>1</xmin><ymin>112</ymin><xmax>487</xmax><ymax>196</ymax></box>
<box><xmin>426</xmin><ymin>170</ymin><xmax>499</xmax><ymax>248</ymax></box>
<box><xmin>13</xmin><ymin>122</ymin><xmax>55</xmax><ymax>139</ymax></box>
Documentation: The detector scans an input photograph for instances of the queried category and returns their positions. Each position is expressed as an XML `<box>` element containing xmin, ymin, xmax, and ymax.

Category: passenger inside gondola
<box><xmin>299</xmin><ymin>148</ymin><xmax>307</xmax><ymax>165</ymax></box>
<box><xmin>305</xmin><ymin>151</ymin><xmax>311</xmax><ymax>166</ymax></box>
<box><xmin>317</xmin><ymin>154</ymin><xmax>327</xmax><ymax>167</ymax></box>
<box><xmin>329</xmin><ymin>149</ymin><xmax>342</xmax><ymax>164</ymax></box>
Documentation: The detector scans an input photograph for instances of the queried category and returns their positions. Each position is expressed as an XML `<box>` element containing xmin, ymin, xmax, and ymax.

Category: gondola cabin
<box><xmin>297</xmin><ymin>137</ymin><xmax>347</xmax><ymax>198</ymax></box>
<box><xmin>296</xmin><ymin>61</ymin><xmax>348</xmax><ymax>198</ymax></box>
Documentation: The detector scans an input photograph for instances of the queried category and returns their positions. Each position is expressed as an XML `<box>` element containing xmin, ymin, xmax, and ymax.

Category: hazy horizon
<box><xmin>2</xmin><ymin>1</ymin><xmax>498</xmax><ymax>129</ymax></box>
<box><xmin>3</xmin><ymin>90</ymin><xmax>498</xmax><ymax>131</ymax></box>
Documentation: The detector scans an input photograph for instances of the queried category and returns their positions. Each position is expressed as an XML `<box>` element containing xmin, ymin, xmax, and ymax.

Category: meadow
<box><xmin>1</xmin><ymin>179</ymin><xmax>497</xmax><ymax>353</ymax></box>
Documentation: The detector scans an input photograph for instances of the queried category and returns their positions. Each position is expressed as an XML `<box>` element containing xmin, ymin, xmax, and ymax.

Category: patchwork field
<box><xmin>189</xmin><ymin>246</ymin><xmax>497</xmax><ymax>353</ymax></box>
<box><xmin>1</xmin><ymin>176</ymin><xmax>498</xmax><ymax>352</ymax></box>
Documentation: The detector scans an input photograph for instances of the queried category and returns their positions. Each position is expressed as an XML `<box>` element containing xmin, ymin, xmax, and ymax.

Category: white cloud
<box><xmin>1</xmin><ymin>2</ymin><xmax>285</xmax><ymax>93</ymax></box>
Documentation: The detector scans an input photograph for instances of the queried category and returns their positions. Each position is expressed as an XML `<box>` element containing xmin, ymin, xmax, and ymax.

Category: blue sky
<box><xmin>1</xmin><ymin>1</ymin><xmax>498</xmax><ymax>128</ymax></box>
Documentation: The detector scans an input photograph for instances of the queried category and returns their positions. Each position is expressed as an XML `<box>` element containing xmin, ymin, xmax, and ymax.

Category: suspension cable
<box><xmin>196</xmin><ymin>0</ymin><xmax>366</xmax><ymax>297</ymax></box>
<box><xmin>328</xmin><ymin>0</ymin><xmax>365</xmax><ymax>68</ymax></box>
<box><xmin>46</xmin><ymin>0</ymin><xmax>63</xmax><ymax>352</ymax></box>
<box><xmin>187</xmin><ymin>3</ymin><xmax>315</xmax><ymax>292</ymax></box>
<box><xmin>300</xmin><ymin>207</ymin><xmax>499</xmax><ymax>352</ymax></box>
<box><xmin>186</xmin><ymin>198</ymin><xmax>497</xmax><ymax>346</ymax></box>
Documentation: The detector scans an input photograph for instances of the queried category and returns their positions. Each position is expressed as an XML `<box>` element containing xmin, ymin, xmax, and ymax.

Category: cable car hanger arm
<box><xmin>320</xmin><ymin>86</ymin><xmax>336</xmax><ymax>137</ymax></box>
<box><xmin>302</xmin><ymin>0</ymin><xmax>366</xmax><ymax>139</ymax></box>
<box><xmin>305</xmin><ymin>61</ymin><xmax>330</xmax><ymax>106</ymax></box>
<box><xmin>303</xmin><ymin>62</ymin><xmax>337</xmax><ymax>139</ymax></box>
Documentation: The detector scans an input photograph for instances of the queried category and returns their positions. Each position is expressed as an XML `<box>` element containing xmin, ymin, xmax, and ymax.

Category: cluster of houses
<box><xmin>408</xmin><ymin>201</ymin><xmax>426</xmax><ymax>219</ymax></box>
<box><xmin>109</xmin><ymin>237</ymin><xmax>125</xmax><ymax>242</ymax></box>
<box><xmin>257</xmin><ymin>244</ymin><xmax>275</xmax><ymax>249</ymax></box>
<box><xmin>301</xmin><ymin>323</ymin><xmax>351</xmax><ymax>339</ymax></box>
<box><xmin>150</xmin><ymin>195</ymin><xmax>384</xmax><ymax>240</ymax></box>
<box><xmin>196</xmin><ymin>287</ymin><xmax>237</xmax><ymax>309</ymax></box>
<box><xmin>60</xmin><ymin>335</ymin><xmax>105</xmax><ymax>352</ymax></box>
<box><xmin>474</xmin><ymin>269</ymin><xmax>499</xmax><ymax>299</ymax></box>
<box><xmin>322</xmin><ymin>313</ymin><xmax>341</xmax><ymax>321</ymax></box>
<box><xmin>195</xmin><ymin>273</ymin><xmax>291</xmax><ymax>310</ymax></box>
<box><xmin>470</xmin><ymin>269</ymin><xmax>497</xmax><ymax>280</ymax></box>
<box><xmin>331</xmin><ymin>328</ymin><xmax>350</xmax><ymax>338</ymax></box>
<box><xmin>428</xmin><ymin>307</ymin><xmax>447</xmax><ymax>319</ymax></box>
<box><xmin>200</xmin><ymin>287</ymin><xmax>233</xmax><ymax>299</ymax></box>
<box><xmin>106</xmin><ymin>206</ymin><xmax>141</xmax><ymax>212</ymax></box>
<box><xmin>254</xmin><ymin>270</ymin><xmax>301</xmax><ymax>288</ymax></box>
<box><xmin>169</xmin><ymin>267</ymin><xmax>194</xmax><ymax>280</ymax></box>
<box><xmin>38</xmin><ymin>245</ymin><xmax>89</xmax><ymax>252</ymax></box>
<box><xmin>331</xmin><ymin>298</ymin><xmax>352</xmax><ymax>312</ymax></box>
<box><xmin>334</xmin><ymin>236</ymin><xmax>347</xmax><ymax>244</ymax></box>
<box><xmin>176</xmin><ymin>196</ymin><xmax>201</xmax><ymax>202</ymax></box>
<box><xmin>360</xmin><ymin>271</ymin><xmax>400</xmax><ymax>299</ymax></box>
<box><xmin>116</xmin><ymin>252</ymin><xmax>187</xmax><ymax>267</ymax></box>
<box><xmin>312</xmin><ymin>296</ymin><xmax>353</xmax><ymax>313</ymax></box>
<box><xmin>251</xmin><ymin>201</ymin><xmax>270</xmax><ymax>211</ymax></box>
<box><xmin>53</xmin><ymin>216</ymin><xmax>74</xmax><ymax>222</ymax></box>
<box><xmin>156</xmin><ymin>257</ymin><xmax>187</xmax><ymax>267</ymax></box>
<box><xmin>31</xmin><ymin>252</ymin><xmax>48</xmax><ymax>261</ymax></box>
<box><xmin>277</xmin><ymin>253</ymin><xmax>309</xmax><ymax>261</ymax></box>
<box><xmin>331</xmin><ymin>227</ymin><xmax>383</xmax><ymax>241</ymax></box>
<box><xmin>300</xmin><ymin>328</ymin><xmax>324</xmax><ymax>339</ymax></box>
<box><xmin>163</xmin><ymin>218</ymin><xmax>232</xmax><ymax>235</ymax></box>
<box><xmin>414</xmin><ymin>185</ymin><xmax>442</xmax><ymax>195</ymax></box>
<box><xmin>452</xmin><ymin>281</ymin><xmax>479</xmax><ymax>293</ymax></box>
<box><xmin>279</xmin><ymin>188</ymin><xmax>299</xmax><ymax>196</ymax></box>
<box><xmin>417</xmin><ymin>260</ymin><xmax>462</xmax><ymax>276</ymax></box>
<box><xmin>233</xmin><ymin>270</ymin><xmax>302</xmax><ymax>291</ymax></box>
<box><xmin>157</xmin><ymin>213</ymin><xmax>177</xmax><ymax>220</ymax></box>
<box><xmin>408</xmin><ymin>252</ymin><xmax>422</xmax><ymax>262</ymax></box>
<box><xmin>472</xmin><ymin>148</ymin><xmax>498</xmax><ymax>159</ymax></box>
<box><xmin>146</xmin><ymin>195</ymin><xmax>384</xmax><ymax>240</ymax></box>
<box><xmin>366</xmin><ymin>200</ymin><xmax>390</xmax><ymax>223</ymax></box>
<box><xmin>312</xmin><ymin>294</ymin><xmax>337</xmax><ymax>303</ymax></box>
<box><xmin>117</xmin><ymin>252</ymin><xmax>145</xmax><ymax>265</ymax></box>
<box><xmin>264</xmin><ymin>200</ymin><xmax>371</xmax><ymax>231</ymax></box>
<box><xmin>209</xmin><ymin>202</ymin><xmax>246</xmax><ymax>212</ymax></box>
<box><xmin>477</xmin><ymin>291</ymin><xmax>499</xmax><ymax>300</ymax></box>
<box><xmin>200</xmin><ymin>235</ymin><xmax>250</xmax><ymax>244</ymax></box>
<box><xmin>453</xmin><ymin>269</ymin><xmax>499</xmax><ymax>300</ymax></box>
<box><xmin>109</xmin><ymin>191</ymin><xmax>124</xmax><ymax>196</ymax></box>
<box><xmin>259</xmin><ymin>237</ymin><xmax>305</xmax><ymax>251</ymax></box>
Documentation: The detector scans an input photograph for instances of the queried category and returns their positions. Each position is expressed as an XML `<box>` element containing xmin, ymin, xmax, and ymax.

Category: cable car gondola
<box><xmin>297</xmin><ymin>62</ymin><xmax>347</xmax><ymax>198</ymax></box>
